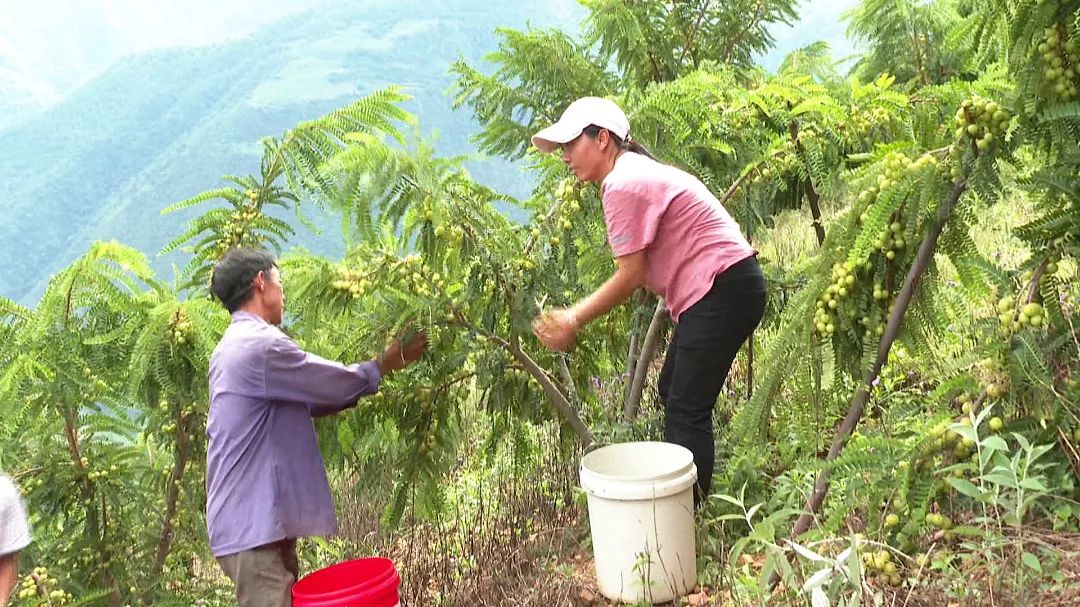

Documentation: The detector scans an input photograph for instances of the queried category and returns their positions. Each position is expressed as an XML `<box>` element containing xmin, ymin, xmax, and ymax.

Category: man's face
<box><xmin>262</xmin><ymin>266</ymin><xmax>285</xmax><ymax>325</ymax></box>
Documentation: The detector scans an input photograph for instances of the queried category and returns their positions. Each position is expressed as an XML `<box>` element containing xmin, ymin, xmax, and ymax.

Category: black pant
<box><xmin>657</xmin><ymin>255</ymin><xmax>767</xmax><ymax>504</ymax></box>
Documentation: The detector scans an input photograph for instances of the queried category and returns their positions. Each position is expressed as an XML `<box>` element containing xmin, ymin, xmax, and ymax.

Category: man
<box><xmin>206</xmin><ymin>247</ymin><xmax>426</xmax><ymax>607</ymax></box>
<box><xmin>0</xmin><ymin>474</ymin><xmax>30</xmax><ymax>606</ymax></box>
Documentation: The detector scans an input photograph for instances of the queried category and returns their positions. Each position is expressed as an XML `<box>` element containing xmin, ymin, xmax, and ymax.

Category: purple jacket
<box><xmin>205</xmin><ymin>311</ymin><xmax>381</xmax><ymax>557</ymax></box>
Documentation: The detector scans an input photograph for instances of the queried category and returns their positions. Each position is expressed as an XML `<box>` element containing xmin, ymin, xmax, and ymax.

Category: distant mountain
<box><xmin>0</xmin><ymin>0</ymin><xmax>321</xmax><ymax>129</ymax></box>
<box><xmin>0</xmin><ymin>1</ymin><xmax>583</xmax><ymax>303</ymax></box>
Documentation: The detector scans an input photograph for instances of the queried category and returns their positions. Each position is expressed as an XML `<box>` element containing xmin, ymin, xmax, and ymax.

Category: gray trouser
<box><xmin>216</xmin><ymin>539</ymin><xmax>298</xmax><ymax>607</ymax></box>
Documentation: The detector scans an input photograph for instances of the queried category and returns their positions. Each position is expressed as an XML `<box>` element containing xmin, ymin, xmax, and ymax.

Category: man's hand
<box><xmin>377</xmin><ymin>331</ymin><xmax>428</xmax><ymax>376</ymax></box>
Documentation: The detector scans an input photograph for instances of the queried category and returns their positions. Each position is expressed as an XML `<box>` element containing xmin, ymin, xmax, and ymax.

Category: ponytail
<box><xmin>581</xmin><ymin>124</ymin><xmax>657</xmax><ymax>160</ymax></box>
<box><xmin>621</xmin><ymin>135</ymin><xmax>656</xmax><ymax>160</ymax></box>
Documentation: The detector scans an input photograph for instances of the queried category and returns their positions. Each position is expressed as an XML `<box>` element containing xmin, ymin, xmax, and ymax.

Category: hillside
<box><xmin>0</xmin><ymin>0</ymin><xmax>581</xmax><ymax>302</ymax></box>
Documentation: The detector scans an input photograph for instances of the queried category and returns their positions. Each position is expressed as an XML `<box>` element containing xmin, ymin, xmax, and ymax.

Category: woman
<box><xmin>531</xmin><ymin>96</ymin><xmax>767</xmax><ymax>503</ymax></box>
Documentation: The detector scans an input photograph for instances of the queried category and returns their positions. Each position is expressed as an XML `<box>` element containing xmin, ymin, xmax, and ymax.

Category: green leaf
<box><xmin>746</xmin><ymin>502</ymin><xmax>763</xmax><ymax>521</ymax></box>
<box><xmin>715</xmin><ymin>494</ymin><xmax>743</xmax><ymax>507</ymax></box>
<box><xmin>1019</xmin><ymin>478</ymin><xmax>1048</xmax><ymax>492</ymax></box>
<box><xmin>1021</xmin><ymin>551</ymin><xmax>1042</xmax><ymax>572</ymax></box>
<box><xmin>948</xmin><ymin>423</ymin><xmax>979</xmax><ymax>442</ymax></box>
<box><xmin>946</xmin><ymin>478</ymin><xmax>987</xmax><ymax>500</ymax></box>
<box><xmin>983</xmin><ymin>471</ymin><xmax>1018</xmax><ymax>489</ymax></box>
<box><xmin>752</xmin><ymin>520</ymin><xmax>776</xmax><ymax>543</ymax></box>
<box><xmin>951</xmin><ymin>525</ymin><xmax>983</xmax><ymax>537</ymax></box>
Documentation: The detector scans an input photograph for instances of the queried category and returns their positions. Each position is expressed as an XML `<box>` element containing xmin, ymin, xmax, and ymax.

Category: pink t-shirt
<box><xmin>601</xmin><ymin>152</ymin><xmax>755</xmax><ymax>322</ymax></box>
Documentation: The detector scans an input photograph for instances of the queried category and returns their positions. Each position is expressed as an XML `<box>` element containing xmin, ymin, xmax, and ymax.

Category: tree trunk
<box><xmin>788</xmin><ymin>176</ymin><xmax>967</xmax><ymax>540</ymax></box>
<box><xmin>622</xmin><ymin>292</ymin><xmax>648</xmax><ymax>402</ymax></box>
<box><xmin>624</xmin><ymin>299</ymin><xmax>668</xmax><ymax>419</ymax></box>
<box><xmin>63</xmin><ymin>407</ymin><xmax>121</xmax><ymax>607</ymax></box>
<box><xmin>151</xmin><ymin>409</ymin><xmax>190</xmax><ymax>579</ymax></box>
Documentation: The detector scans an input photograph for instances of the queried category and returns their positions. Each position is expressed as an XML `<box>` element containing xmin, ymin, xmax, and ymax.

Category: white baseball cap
<box><xmin>531</xmin><ymin>96</ymin><xmax>630</xmax><ymax>153</ymax></box>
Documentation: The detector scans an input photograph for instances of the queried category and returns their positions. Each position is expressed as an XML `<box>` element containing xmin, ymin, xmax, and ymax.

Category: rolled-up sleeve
<box><xmin>263</xmin><ymin>335</ymin><xmax>381</xmax><ymax>415</ymax></box>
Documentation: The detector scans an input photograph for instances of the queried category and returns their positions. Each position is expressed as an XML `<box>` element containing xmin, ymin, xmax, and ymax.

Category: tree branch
<box><xmin>557</xmin><ymin>355</ymin><xmax>579</xmax><ymax>405</ymax></box>
<box><xmin>787</xmin><ymin>174</ymin><xmax>968</xmax><ymax>542</ymax></box>
<box><xmin>719</xmin><ymin>0</ymin><xmax>765</xmax><ymax>64</ymax></box>
<box><xmin>788</xmin><ymin>119</ymin><xmax>825</xmax><ymax>246</ymax></box>
<box><xmin>676</xmin><ymin>0</ymin><xmax>712</xmax><ymax>69</ymax></box>
<box><xmin>624</xmin><ymin>299</ymin><xmax>668</xmax><ymax>418</ymax></box>
<box><xmin>457</xmin><ymin>314</ymin><xmax>594</xmax><ymax>445</ymax></box>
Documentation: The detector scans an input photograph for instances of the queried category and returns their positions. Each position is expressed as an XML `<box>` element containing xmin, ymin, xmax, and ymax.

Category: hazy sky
<box><xmin>0</xmin><ymin>0</ymin><xmax>860</xmax><ymax>110</ymax></box>
<box><xmin>761</xmin><ymin>0</ymin><xmax>862</xmax><ymax>70</ymax></box>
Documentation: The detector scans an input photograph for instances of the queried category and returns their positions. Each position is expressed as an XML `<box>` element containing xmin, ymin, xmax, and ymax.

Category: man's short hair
<box><xmin>210</xmin><ymin>248</ymin><xmax>276</xmax><ymax>313</ymax></box>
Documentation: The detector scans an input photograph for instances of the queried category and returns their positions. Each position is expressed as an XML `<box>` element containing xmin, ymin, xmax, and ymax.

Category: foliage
<box><xmin>3</xmin><ymin>1</ymin><xmax>1080</xmax><ymax>605</ymax></box>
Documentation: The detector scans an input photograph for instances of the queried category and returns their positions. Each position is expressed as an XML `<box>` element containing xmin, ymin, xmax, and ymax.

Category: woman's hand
<box><xmin>532</xmin><ymin>251</ymin><xmax>646</xmax><ymax>352</ymax></box>
<box><xmin>532</xmin><ymin>308</ymin><xmax>580</xmax><ymax>352</ymax></box>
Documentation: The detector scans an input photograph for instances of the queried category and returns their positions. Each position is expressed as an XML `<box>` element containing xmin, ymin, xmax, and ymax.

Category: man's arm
<box><xmin>265</xmin><ymin>337</ymin><xmax>382</xmax><ymax>410</ymax></box>
<box><xmin>265</xmin><ymin>333</ymin><xmax>427</xmax><ymax>417</ymax></box>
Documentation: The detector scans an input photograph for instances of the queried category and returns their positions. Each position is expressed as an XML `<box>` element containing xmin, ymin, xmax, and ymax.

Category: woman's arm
<box><xmin>533</xmin><ymin>250</ymin><xmax>646</xmax><ymax>351</ymax></box>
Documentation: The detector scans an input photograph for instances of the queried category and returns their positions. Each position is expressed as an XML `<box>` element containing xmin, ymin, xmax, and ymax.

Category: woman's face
<box><xmin>560</xmin><ymin>130</ymin><xmax>613</xmax><ymax>183</ymax></box>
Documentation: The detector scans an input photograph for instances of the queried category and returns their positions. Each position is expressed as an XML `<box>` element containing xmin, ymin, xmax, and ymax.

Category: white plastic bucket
<box><xmin>580</xmin><ymin>441</ymin><xmax>697</xmax><ymax>604</ymax></box>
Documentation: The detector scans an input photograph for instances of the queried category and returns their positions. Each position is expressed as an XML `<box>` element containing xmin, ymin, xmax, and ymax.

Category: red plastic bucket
<box><xmin>292</xmin><ymin>557</ymin><xmax>400</xmax><ymax>607</ymax></box>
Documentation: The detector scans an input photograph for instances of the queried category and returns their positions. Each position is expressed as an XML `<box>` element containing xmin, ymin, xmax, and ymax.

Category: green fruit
<box><xmin>989</xmin><ymin>417</ymin><xmax>1004</xmax><ymax>432</ymax></box>
<box><xmin>986</xmin><ymin>383</ymin><xmax>1003</xmax><ymax>398</ymax></box>
<box><xmin>885</xmin><ymin>513</ymin><xmax>900</xmax><ymax>527</ymax></box>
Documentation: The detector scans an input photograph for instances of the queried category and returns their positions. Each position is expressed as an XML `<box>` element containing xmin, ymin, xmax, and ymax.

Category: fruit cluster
<box><xmin>86</xmin><ymin>464</ymin><xmax>118</xmax><ymax>482</ymax></box>
<box><xmin>953</xmin><ymin>97</ymin><xmax>1011</xmax><ymax>153</ymax></box>
<box><xmin>332</xmin><ymin>267</ymin><xmax>372</xmax><ymax>298</ymax></box>
<box><xmin>80</xmin><ymin>366</ymin><xmax>109</xmax><ymax>400</ymax></box>
<box><xmin>846</xmin><ymin>106</ymin><xmax>894</xmax><ymax>148</ymax></box>
<box><xmin>924</xmin><ymin>512</ymin><xmax>954</xmax><ymax>533</ymax></box>
<box><xmin>997</xmin><ymin>296</ymin><xmax>1046</xmax><ymax>336</ymax></box>
<box><xmin>813</xmin><ymin>261</ymin><xmax>859</xmax><ymax>338</ymax></box>
<box><xmin>552</xmin><ymin>177</ymin><xmax>584</xmax><ymax>236</ymax></box>
<box><xmin>167</xmin><ymin>309</ymin><xmax>193</xmax><ymax>345</ymax></box>
<box><xmin>860</xmin><ymin>548</ymin><xmax>903</xmax><ymax>587</ymax></box>
<box><xmin>417</xmin><ymin>418</ymin><xmax>440</xmax><ymax>457</ymax></box>
<box><xmin>433</xmin><ymin>224</ymin><xmax>466</xmax><ymax>245</ymax></box>
<box><xmin>748</xmin><ymin>140</ymin><xmax>800</xmax><ymax>186</ymax></box>
<box><xmin>1035</xmin><ymin>23</ymin><xmax>1080</xmax><ymax>102</ymax></box>
<box><xmin>16</xmin><ymin>568</ymin><xmax>72</xmax><ymax>605</ymax></box>
<box><xmin>927</xmin><ymin>417</ymin><xmax>981</xmax><ymax>465</ymax></box>
<box><xmin>215</xmin><ymin>191</ymin><xmax>261</xmax><ymax>255</ymax></box>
